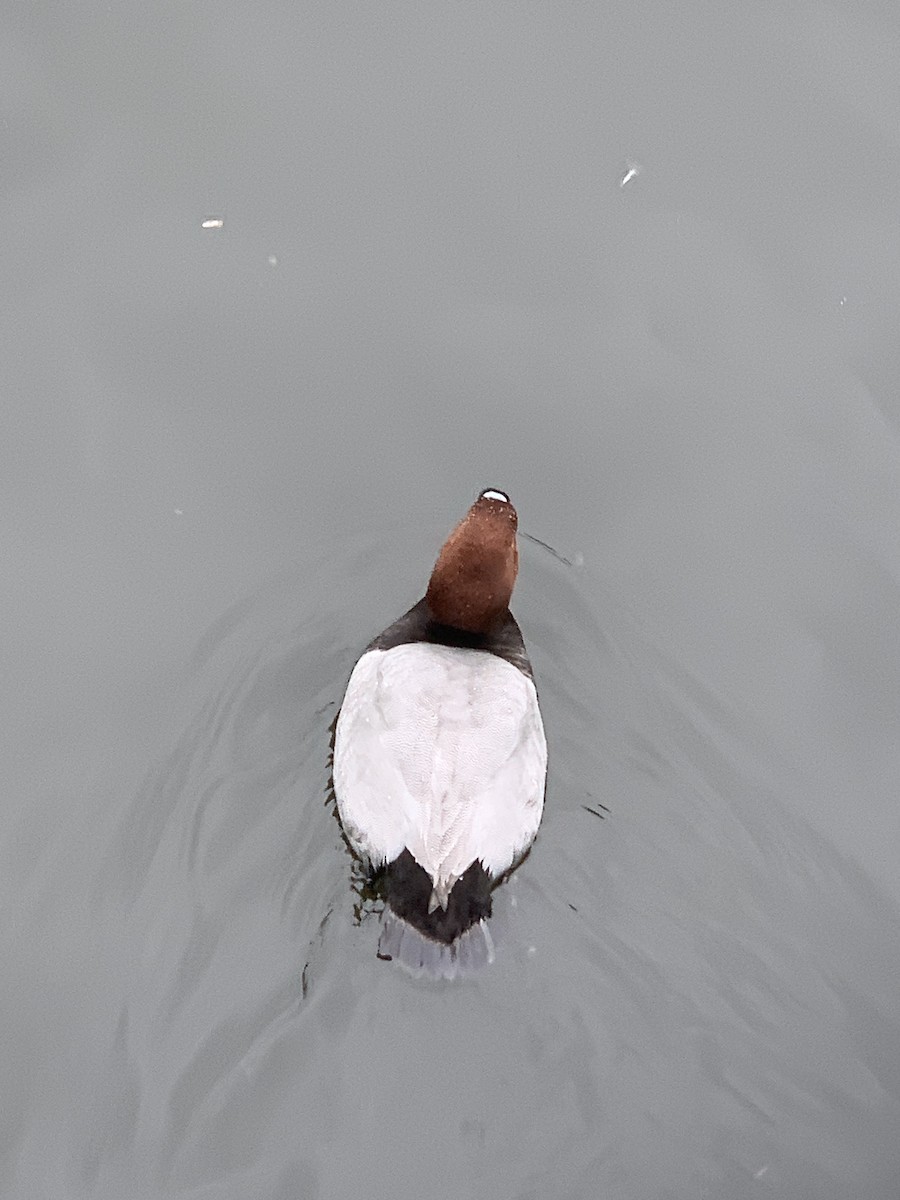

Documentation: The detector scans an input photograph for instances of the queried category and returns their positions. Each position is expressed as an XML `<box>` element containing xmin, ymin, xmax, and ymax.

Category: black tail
<box><xmin>377</xmin><ymin>850</ymin><xmax>495</xmax><ymax>979</ymax></box>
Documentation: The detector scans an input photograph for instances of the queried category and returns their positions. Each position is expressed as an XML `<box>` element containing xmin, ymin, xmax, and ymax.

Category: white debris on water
<box><xmin>620</xmin><ymin>161</ymin><xmax>642</xmax><ymax>187</ymax></box>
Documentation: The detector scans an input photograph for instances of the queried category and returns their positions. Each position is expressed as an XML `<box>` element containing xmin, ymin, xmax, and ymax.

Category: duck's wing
<box><xmin>333</xmin><ymin>643</ymin><xmax>547</xmax><ymax>884</ymax></box>
<box><xmin>332</xmin><ymin>648</ymin><xmax>415</xmax><ymax>866</ymax></box>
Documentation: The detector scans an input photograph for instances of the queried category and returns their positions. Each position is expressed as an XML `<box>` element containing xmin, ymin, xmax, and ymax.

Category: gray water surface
<box><xmin>4</xmin><ymin>3</ymin><xmax>900</xmax><ymax>1198</ymax></box>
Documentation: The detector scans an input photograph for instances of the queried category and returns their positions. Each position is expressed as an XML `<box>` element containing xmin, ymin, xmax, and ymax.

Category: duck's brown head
<box><xmin>425</xmin><ymin>488</ymin><xmax>519</xmax><ymax>634</ymax></box>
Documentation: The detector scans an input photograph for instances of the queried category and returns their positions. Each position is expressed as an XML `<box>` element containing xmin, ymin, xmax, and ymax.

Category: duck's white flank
<box><xmin>333</xmin><ymin>642</ymin><xmax>547</xmax><ymax>894</ymax></box>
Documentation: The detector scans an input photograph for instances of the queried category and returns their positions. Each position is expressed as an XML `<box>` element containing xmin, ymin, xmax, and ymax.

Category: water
<box><xmin>7</xmin><ymin>533</ymin><xmax>896</xmax><ymax>1197</ymax></box>
<box><xmin>4</xmin><ymin>3</ymin><xmax>900</xmax><ymax>1197</ymax></box>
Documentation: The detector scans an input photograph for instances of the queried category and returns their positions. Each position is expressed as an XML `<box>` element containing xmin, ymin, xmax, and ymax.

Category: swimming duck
<box><xmin>333</xmin><ymin>488</ymin><xmax>547</xmax><ymax>978</ymax></box>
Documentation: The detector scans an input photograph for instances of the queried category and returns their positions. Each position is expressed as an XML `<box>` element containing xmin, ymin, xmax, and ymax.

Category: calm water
<box><xmin>4</xmin><ymin>3</ymin><xmax>900</xmax><ymax>1198</ymax></box>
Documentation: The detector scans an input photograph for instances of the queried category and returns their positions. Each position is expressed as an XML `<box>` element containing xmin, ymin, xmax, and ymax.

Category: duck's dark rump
<box><xmin>381</xmin><ymin>850</ymin><xmax>492</xmax><ymax>944</ymax></box>
<box><xmin>372</xmin><ymin>851</ymin><xmax>496</xmax><ymax>980</ymax></box>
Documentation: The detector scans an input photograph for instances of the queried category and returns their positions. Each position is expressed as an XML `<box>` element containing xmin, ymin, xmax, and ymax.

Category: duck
<box><xmin>333</xmin><ymin>488</ymin><xmax>547</xmax><ymax>979</ymax></box>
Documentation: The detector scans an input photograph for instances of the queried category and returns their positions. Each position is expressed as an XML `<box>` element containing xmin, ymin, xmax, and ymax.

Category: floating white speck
<box><xmin>839</xmin><ymin>296</ymin><xmax>847</xmax><ymax>307</ymax></box>
<box><xmin>201</xmin><ymin>217</ymin><xmax>224</xmax><ymax>229</ymax></box>
<box><xmin>174</xmin><ymin>508</ymin><xmax>183</xmax><ymax>516</ymax></box>
<box><xmin>527</xmin><ymin>945</ymin><xmax>537</xmax><ymax>956</ymax></box>
<box><xmin>753</xmin><ymin>1166</ymin><xmax>769</xmax><ymax>1180</ymax></box>
<box><xmin>620</xmin><ymin>161</ymin><xmax>642</xmax><ymax>188</ymax></box>
<box><xmin>267</xmin><ymin>255</ymin><xmax>278</xmax><ymax>266</ymax></box>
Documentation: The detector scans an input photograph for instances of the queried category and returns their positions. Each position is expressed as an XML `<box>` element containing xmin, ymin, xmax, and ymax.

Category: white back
<box><xmin>333</xmin><ymin>643</ymin><xmax>547</xmax><ymax>888</ymax></box>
